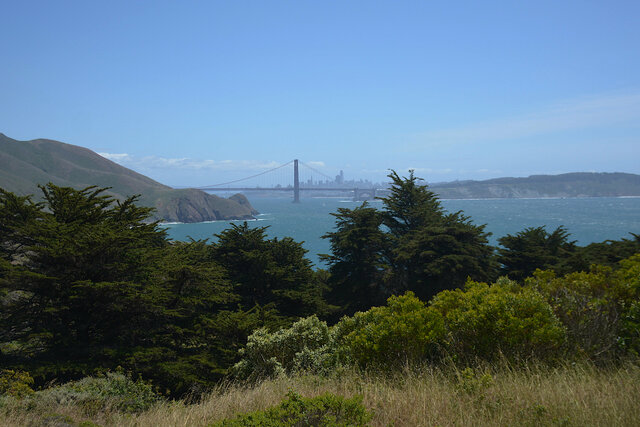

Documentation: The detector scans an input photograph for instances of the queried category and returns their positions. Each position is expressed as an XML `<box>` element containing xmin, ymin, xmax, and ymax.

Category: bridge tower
<box><xmin>293</xmin><ymin>159</ymin><xmax>300</xmax><ymax>203</ymax></box>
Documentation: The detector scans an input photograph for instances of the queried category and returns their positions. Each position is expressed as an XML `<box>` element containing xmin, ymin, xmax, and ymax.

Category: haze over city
<box><xmin>2</xmin><ymin>1</ymin><xmax>639</xmax><ymax>187</ymax></box>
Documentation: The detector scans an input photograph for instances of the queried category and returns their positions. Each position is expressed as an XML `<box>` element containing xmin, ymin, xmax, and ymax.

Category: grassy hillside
<box><xmin>2</xmin><ymin>364</ymin><xmax>638</xmax><ymax>426</ymax></box>
<box><xmin>0</xmin><ymin>133</ymin><xmax>257</xmax><ymax>222</ymax></box>
<box><xmin>431</xmin><ymin>172</ymin><xmax>640</xmax><ymax>199</ymax></box>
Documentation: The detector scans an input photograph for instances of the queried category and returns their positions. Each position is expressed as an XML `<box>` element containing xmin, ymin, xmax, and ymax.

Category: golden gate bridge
<box><xmin>194</xmin><ymin>159</ymin><xmax>388</xmax><ymax>202</ymax></box>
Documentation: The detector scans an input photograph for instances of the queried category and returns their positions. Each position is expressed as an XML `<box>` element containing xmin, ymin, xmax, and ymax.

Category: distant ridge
<box><xmin>429</xmin><ymin>172</ymin><xmax>640</xmax><ymax>199</ymax></box>
<box><xmin>0</xmin><ymin>133</ymin><xmax>258</xmax><ymax>223</ymax></box>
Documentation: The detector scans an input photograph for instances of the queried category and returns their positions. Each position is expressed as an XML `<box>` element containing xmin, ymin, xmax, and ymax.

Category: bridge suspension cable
<box><xmin>298</xmin><ymin>160</ymin><xmax>334</xmax><ymax>181</ymax></box>
<box><xmin>198</xmin><ymin>160</ymin><xmax>294</xmax><ymax>188</ymax></box>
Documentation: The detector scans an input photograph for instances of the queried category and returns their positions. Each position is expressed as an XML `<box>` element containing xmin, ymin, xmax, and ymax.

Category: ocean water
<box><xmin>162</xmin><ymin>197</ymin><xmax>640</xmax><ymax>267</ymax></box>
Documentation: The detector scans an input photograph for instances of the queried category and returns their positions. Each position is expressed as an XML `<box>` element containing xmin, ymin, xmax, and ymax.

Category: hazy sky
<box><xmin>2</xmin><ymin>1</ymin><xmax>639</xmax><ymax>186</ymax></box>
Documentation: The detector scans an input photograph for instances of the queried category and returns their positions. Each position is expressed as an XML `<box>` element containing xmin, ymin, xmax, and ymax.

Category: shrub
<box><xmin>617</xmin><ymin>253</ymin><xmax>640</xmax><ymax>291</ymax></box>
<box><xmin>454</xmin><ymin>367</ymin><xmax>494</xmax><ymax>395</ymax></box>
<box><xmin>33</xmin><ymin>371</ymin><xmax>161</xmax><ymax>414</ymax></box>
<box><xmin>617</xmin><ymin>255</ymin><xmax>640</xmax><ymax>357</ymax></box>
<box><xmin>619</xmin><ymin>301</ymin><xmax>640</xmax><ymax>357</ymax></box>
<box><xmin>0</xmin><ymin>369</ymin><xmax>34</xmax><ymax>398</ymax></box>
<box><xmin>211</xmin><ymin>390</ymin><xmax>372</xmax><ymax>426</ymax></box>
<box><xmin>528</xmin><ymin>255</ymin><xmax>640</xmax><ymax>360</ymax></box>
<box><xmin>233</xmin><ymin>316</ymin><xmax>338</xmax><ymax>381</ymax></box>
<box><xmin>431</xmin><ymin>278</ymin><xmax>565</xmax><ymax>362</ymax></box>
<box><xmin>335</xmin><ymin>292</ymin><xmax>446</xmax><ymax>368</ymax></box>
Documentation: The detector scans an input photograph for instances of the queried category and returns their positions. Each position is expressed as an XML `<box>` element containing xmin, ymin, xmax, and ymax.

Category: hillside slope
<box><xmin>430</xmin><ymin>172</ymin><xmax>640</xmax><ymax>199</ymax></box>
<box><xmin>0</xmin><ymin>133</ymin><xmax>258</xmax><ymax>222</ymax></box>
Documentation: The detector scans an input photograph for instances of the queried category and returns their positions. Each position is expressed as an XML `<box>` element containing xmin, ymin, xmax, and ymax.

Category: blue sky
<box><xmin>2</xmin><ymin>1</ymin><xmax>639</xmax><ymax>186</ymax></box>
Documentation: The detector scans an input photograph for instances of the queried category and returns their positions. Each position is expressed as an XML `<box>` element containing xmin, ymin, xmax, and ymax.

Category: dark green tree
<box><xmin>0</xmin><ymin>185</ymin><xmax>337</xmax><ymax>395</ymax></box>
<box><xmin>0</xmin><ymin>185</ymin><xmax>256</xmax><ymax>395</ymax></box>
<box><xmin>0</xmin><ymin>184</ymin><xmax>168</xmax><ymax>379</ymax></box>
<box><xmin>321</xmin><ymin>203</ymin><xmax>390</xmax><ymax>317</ymax></box>
<box><xmin>497</xmin><ymin>225</ymin><xmax>576</xmax><ymax>281</ymax></box>
<box><xmin>0</xmin><ymin>190</ymin><xmax>44</xmax><ymax>262</ymax></box>
<box><xmin>212</xmin><ymin>222</ymin><xmax>332</xmax><ymax>320</ymax></box>
<box><xmin>138</xmin><ymin>239</ymin><xmax>239</xmax><ymax>394</ymax></box>
<box><xmin>380</xmin><ymin>171</ymin><xmax>497</xmax><ymax>300</ymax></box>
<box><xmin>323</xmin><ymin>171</ymin><xmax>496</xmax><ymax>305</ymax></box>
<box><xmin>381</xmin><ymin>170</ymin><xmax>445</xmax><ymax>237</ymax></box>
<box><xmin>559</xmin><ymin>233</ymin><xmax>640</xmax><ymax>273</ymax></box>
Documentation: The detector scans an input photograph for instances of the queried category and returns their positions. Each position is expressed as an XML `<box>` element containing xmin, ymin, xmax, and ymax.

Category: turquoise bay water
<box><xmin>162</xmin><ymin>197</ymin><xmax>640</xmax><ymax>267</ymax></box>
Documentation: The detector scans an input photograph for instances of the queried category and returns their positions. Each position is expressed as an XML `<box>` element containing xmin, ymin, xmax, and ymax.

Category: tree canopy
<box><xmin>323</xmin><ymin>170</ymin><xmax>497</xmax><ymax>314</ymax></box>
<box><xmin>497</xmin><ymin>225</ymin><xmax>576</xmax><ymax>281</ymax></box>
<box><xmin>1</xmin><ymin>185</ymin><xmax>170</xmax><ymax>379</ymax></box>
<box><xmin>1</xmin><ymin>180</ymin><xmax>637</xmax><ymax>397</ymax></box>
<box><xmin>321</xmin><ymin>203</ymin><xmax>389</xmax><ymax>317</ymax></box>
<box><xmin>0</xmin><ymin>184</ymin><xmax>331</xmax><ymax>395</ymax></box>
<box><xmin>213</xmin><ymin>223</ymin><xmax>332</xmax><ymax>319</ymax></box>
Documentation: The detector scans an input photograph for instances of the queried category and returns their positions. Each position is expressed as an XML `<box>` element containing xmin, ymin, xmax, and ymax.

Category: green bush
<box><xmin>0</xmin><ymin>369</ymin><xmax>34</xmax><ymax>398</ymax></box>
<box><xmin>233</xmin><ymin>316</ymin><xmax>339</xmax><ymax>381</ymax></box>
<box><xmin>617</xmin><ymin>253</ymin><xmax>640</xmax><ymax>291</ymax></box>
<box><xmin>431</xmin><ymin>278</ymin><xmax>565</xmax><ymax>362</ymax></box>
<box><xmin>528</xmin><ymin>254</ymin><xmax>640</xmax><ymax>360</ymax></box>
<box><xmin>335</xmin><ymin>292</ymin><xmax>446</xmax><ymax>368</ymax></box>
<box><xmin>211</xmin><ymin>390</ymin><xmax>372</xmax><ymax>426</ymax></box>
<box><xmin>233</xmin><ymin>257</ymin><xmax>639</xmax><ymax>378</ymax></box>
<box><xmin>454</xmin><ymin>367</ymin><xmax>494</xmax><ymax>395</ymax></box>
<box><xmin>617</xmin><ymin>256</ymin><xmax>640</xmax><ymax>357</ymax></box>
<box><xmin>32</xmin><ymin>371</ymin><xmax>161</xmax><ymax>414</ymax></box>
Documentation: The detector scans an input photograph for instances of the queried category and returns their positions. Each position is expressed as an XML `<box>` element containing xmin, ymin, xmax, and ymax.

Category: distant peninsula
<box><xmin>429</xmin><ymin>172</ymin><xmax>640</xmax><ymax>199</ymax></box>
<box><xmin>0</xmin><ymin>133</ymin><xmax>258</xmax><ymax>223</ymax></box>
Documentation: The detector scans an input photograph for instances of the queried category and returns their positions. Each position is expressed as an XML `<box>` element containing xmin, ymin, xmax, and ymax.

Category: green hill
<box><xmin>430</xmin><ymin>172</ymin><xmax>640</xmax><ymax>199</ymax></box>
<box><xmin>0</xmin><ymin>133</ymin><xmax>258</xmax><ymax>222</ymax></box>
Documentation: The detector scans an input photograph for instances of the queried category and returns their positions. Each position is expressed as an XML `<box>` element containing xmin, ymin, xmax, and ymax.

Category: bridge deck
<box><xmin>197</xmin><ymin>187</ymin><xmax>386</xmax><ymax>192</ymax></box>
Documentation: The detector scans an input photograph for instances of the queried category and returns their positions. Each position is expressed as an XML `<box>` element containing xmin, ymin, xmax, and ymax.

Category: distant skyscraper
<box><xmin>335</xmin><ymin>170</ymin><xmax>344</xmax><ymax>184</ymax></box>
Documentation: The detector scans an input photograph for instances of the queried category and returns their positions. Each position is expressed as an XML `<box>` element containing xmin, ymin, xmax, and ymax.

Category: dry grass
<box><xmin>2</xmin><ymin>363</ymin><xmax>639</xmax><ymax>426</ymax></box>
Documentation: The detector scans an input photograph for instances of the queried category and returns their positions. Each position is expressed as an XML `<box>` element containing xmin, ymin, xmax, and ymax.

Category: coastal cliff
<box><xmin>0</xmin><ymin>133</ymin><xmax>257</xmax><ymax>223</ymax></box>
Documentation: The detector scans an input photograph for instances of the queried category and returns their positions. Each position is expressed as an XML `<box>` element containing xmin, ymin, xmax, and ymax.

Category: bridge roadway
<box><xmin>198</xmin><ymin>187</ymin><xmax>389</xmax><ymax>200</ymax></box>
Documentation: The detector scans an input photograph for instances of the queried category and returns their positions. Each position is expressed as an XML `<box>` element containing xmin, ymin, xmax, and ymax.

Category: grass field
<box><xmin>2</xmin><ymin>362</ymin><xmax>639</xmax><ymax>426</ymax></box>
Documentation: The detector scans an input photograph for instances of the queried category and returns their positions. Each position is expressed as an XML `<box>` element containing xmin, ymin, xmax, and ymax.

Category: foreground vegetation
<box><xmin>1</xmin><ymin>170</ymin><xmax>639</xmax><ymax>425</ymax></box>
<box><xmin>1</xmin><ymin>363</ymin><xmax>639</xmax><ymax>426</ymax></box>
